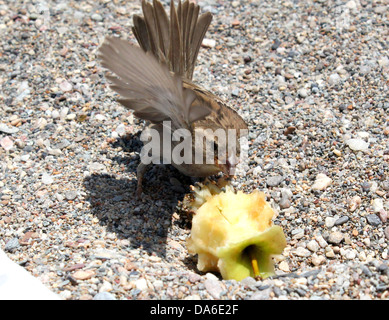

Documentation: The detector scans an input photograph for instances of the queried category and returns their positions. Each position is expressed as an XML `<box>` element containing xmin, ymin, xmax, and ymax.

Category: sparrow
<box><xmin>99</xmin><ymin>0</ymin><xmax>248</xmax><ymax>195</ymax></box>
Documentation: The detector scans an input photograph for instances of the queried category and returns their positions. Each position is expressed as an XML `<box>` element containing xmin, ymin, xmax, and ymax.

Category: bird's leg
<box><xmin>136</xmin><ymin>162</ymin><xmax>150</xmax><ymax>198</ymax></box>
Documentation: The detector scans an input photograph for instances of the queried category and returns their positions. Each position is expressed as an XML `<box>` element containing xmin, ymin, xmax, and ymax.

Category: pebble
<box><xmin>250</xmin><ymin>287</ymin><xmax>272</xmax><ymax>300</ymax></box>
<box><xmin>372</xmin><ymin>198</ymin><xmax>383</xmax><ymax>213</ymax></box>
<box><xmin>93</xmin><ymin>292</ymin><xmax>116</xmax><ymax>300</ymax></box>
<box><xmin>311</xmin><ymin>254</ymin><xmax>326</xmax><ymax>266</ymax></box>
<box><xmin>51</xmin><ymin>110</ymin><xmax>60</xmax><ymax>119</ymax></box>
<box><xmin>278</xmin><ymin>261</ymin><xmax>290</xmax><ymax>272</ymax></box>
<box><xmin>72</xmin><ymin>270</ymin><xmax>95</xmax><ymax>280</ymax></box>
<box><xmin>41</xmin><ymin>173</ymin><xmax>54</xmax><ymax>185</ymax></box>
<box><xmin>204</xmin><ymin>273</ymin><xmax>223</xmax><ymax>299</ymax></box>
<box><xmin>134</xmin><ymin>278</ymin><xmax>148</xmax><ymax>291</ymax></box>
<box><xmin>0</xmin><ymin>123</ymin><xmax>19</xmax><ymax>134</ymax></box>
<box><xmin>266</xmin><ymin>175</ymin><xmax>284</xmax><ymax>187</ymax></box>
<box><xmin>334</xmin><ymin>216</ymin><xmax>349</xmax><ymax>226</ymax></box>
<box><xmin>312</xmin><ymin>173</ymin><xmax>332</xmax><ymax>191</ymax></box>
<box><xmin>65</xmin><ymin>190</ymin><xmax>78</xmax><ymax>200</ymax></box>
<box><xmin>327</xmin><ymin>231</ymin><xmax>344</xmax><ymax>245</ymax></box>
<box><xmin>59</xmin><ymin>80</ymin><xmax>72</xmax><ymax>92</ymax></box>
<box><xmin>294</xmin><ymin>247</ymin><xmax>311</xmax><ymax>257</ymax></box>
<box><xmin>91</xmin><ymin>13</ymin><xmax>103</xmax><ymax>21</ymax></box>
<box><xmin>328</xmin><ymin>73</ymin><xmax>341</xmax><ymax>86</ymax></box>
<box><xmin>379</xmin><ymin>209</ymin><xmax>387</xmax><ymax>223</ymax></box>
<box><xmin>297</xmin><ymin>88</ymin><xmax>308</xmax><ymax>98</ymax></box>
<box><xmin>202</xmin><ymin>38</ymin><xmax>216</xmax><ymax>48</ymax></box>
<box><xmin>306</xmin><ymin>240</ymin><xmax>319</xmax><ymax>252</ymax></box>
<box><xmin>345</xmin><ymin>138</ymin><xmax>369</xmax><ymax>151</ymax></box>
<box><xmin>349</xmin><ymin>196</ymin><xmax>361</xmax><ymax>212</ymax></box>
<box><xmin>325</xmin><ymin>217</ymin><xmax>336</xmax><ymax>228</ymax></box>
<box><xmin>0</xmin><ymin>136</ymin><xmax>13</xmax><ymax>151</ymax></box>
<box><xmin>366</xmin><ymin>214</ymin><xmax>381</xmax><ymax>226</ymax></box>
<box><xmin>4</xmin><ymin>238</ymin><xmax>20</xmax><ymax>252</ymax></box>
<box><xmin>88</xmin><ymin>162</ymin><xmax>106</xmax><ymax>171</ymax></box>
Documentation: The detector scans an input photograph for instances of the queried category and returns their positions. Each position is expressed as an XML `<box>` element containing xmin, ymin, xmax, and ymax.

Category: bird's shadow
<box><xmin>82</xmin><ymin>131</ymin><xmax>195</xmax><ymax>259</ymax></box>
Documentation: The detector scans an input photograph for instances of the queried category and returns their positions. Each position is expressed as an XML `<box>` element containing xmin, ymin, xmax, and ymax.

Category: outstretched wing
<box><xmin>99</xmin><ymin>37</ymin><xmax>211</xmax><ymax>130</ymax></box>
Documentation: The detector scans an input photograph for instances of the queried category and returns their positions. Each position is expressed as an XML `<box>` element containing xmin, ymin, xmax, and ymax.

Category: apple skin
<box><xmin>216</xmin><ymin>226</ymin><xmax>286</xmax><ymax>280</ymax></box>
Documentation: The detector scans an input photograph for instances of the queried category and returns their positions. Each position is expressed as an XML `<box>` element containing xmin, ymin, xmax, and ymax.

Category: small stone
<box><xmin>95</xmin><ymin>114</ymin><xmax>106</xmax><ymax>121</ymax></box>
<box><xmin>372</xmin><ymin>198</ymin><xmax>384</xmax><ymax>213</ymax></box>
<box><xmin>311</xmin><ymin>254</ymin><xmax>326</xmax><ymax>266</ymax></box>
<box><xmin>250</xmin><ymin>287</ymin><xmax>272</xmax><ymax>300</ymax></box>
<box><xmin>65</xmin><ymin>190</ymin><xmax>78</xmax><ymax>200</ymax></box>
<box><xmin>298</xmin><ymin>88</ymin><xmax>308</xmax><ymax>98</ymax></box>
<box><xmin>231</xmin><ymin>88</ymin><xmax>240</xmax><ymax>97</ymax></box>
<box><xmin>93</xmin><ymin>292</ymin><xmax>116</xmax><ymax>300</ymax></box>
<box><xmin>374</xmin><ymin>6</ymin><xmax>387</xmax><ymax>14</ymax></box>
<box><xmin>266</xmin><ymin>175</ymin><xmax>284</xmax><ymax>187</ymax></box>
<box><xmin>91</xmin><ymin>13</ymin><xmax>103</xmax><ymax>21</ymax></box>
<box><xmin>188</xmin><ymin>273</ymin><xmax>202</xmax><ymax>283</ymax></box>
<box><xmin>312</xmin><ymin>173</ymin><xmax>332</xmax><ymax>190</ymax></box>
<box><xmin>41</xmin><ymin>173</ymin><xmax>54</xmax><ymax>185</ymax></box>
<box><xmin>5</xmin><ymin>237</ymin><xmax>20</xmax><ymax>252</ymax></box>
<box><xmin>240</xmin><ymin>276</ymin><xmax>257</xmax><ymax>286</ymax></box>
<box><xmin>333</xmin><ymin>149</ymin><xmax>342</xmax><ymax>157</ymax></box>
<box><xmin>325</xmin><ymin>248</ymin><xmax>336</xmax><ymax>258</ymax></box>
<box><xmin>48</xmin><ymin>148</ymin><xmax>62</xmax><ymax>156</ymax></box>
<box><xmin>202</xmin><ymin>38</ymin><xmax>216</xmax><ymax>48</ymax></box>
<box><xmin>366</xmin><ymin>214</ymin><xmax>381</xmax><ymax>226</ymax></box>
<box><xmin>59</xmin><ymin>80</ymin><xmax>72</xmax><ymax>92</ymax></box>
<box><xmin>307</xmin><ymin>240</ymin><xmax>319</xmax><ymax>252</ymax></box>
<box><xmin>59</xmin><ymin>290</ymin><xmax>72</xmax><ymax>299</ymax></box>
<box><xmin>231</xmin><ymin>19</ymin><xmax>240</xmax><ymax>27</ymax></box>
<box><xmin>271</xmin><ymin>39</ymin><xmax>281</xmax><ymax>51</ymax></box>
<box><xmin>378</xmin><ymin>56</ymin><xmax>389</xmax><ymax>67</ymax></box>
<box><xmin>34</xmin><ymin>118</ymin><xmax>48</xmax><ymax>130</ymax></box>
<box><xmin>334</xmin><ymin>216</ymin><xmax>349</xmax><ymax>225</ymax></box>
<box><xmin>204</xmin><ymin>274</ymin><xmax>223</xmax><ymax>299</ymax></box>
<box><xmin>99</xmin><ymin>281</ymin><xmax>113</xmax><ymax>293</ymax></box>
<box><xmin>72</xmin><ymin>270</ymin><xmax>95</xmax><ymax>280</ymax></box>
<box><xmin>328</xmin><ymin>231</ymin><xmax>344</xmax><ymax>245</ymax></box>
<box><xmin>60</xmin><ymin>107</ymin><xmax>69</xmax><ymax>120</ymax></box>
<box><xmin>379</xmin><ymin>209</ymin><xmax>387</xmax><ymax>223</ymax></box>
<box><xmin>295</xmin><ymin>247</ymin><xmax>311</xmax><ymax>257</ymax></box>
<box><xmin>279</xmin><ymin>260</ymin><xmax>290</xmax><ymax>272</ymax></box>
<box><xmin>325</xmin><ymin>217</ymin><xmax>336</xmax><ymax>228</ymax></box>
<box><xmin>0</xmin><ymin>136</ymin><xmax>13</xmax><ymax>151</ymax></box>
<box><xmin>153</xmin><ymin>280</ymin><xmax>164</xmax><ymax>290</ymax></box>
<box><xmin>66</xmin><ymin>113</ymin><xmax>76</xmax><ymax>121</ymax></box>
<box><xmin>345</xmin><ymin>138</ymin><xmax>369</xmax><ymax>151</ymax></box>
<box><xmin>328</xmin><ymin>73</ymin><xmax>341</xmax><ymax>86</ymax></box>
<box><xmin>315</xmin><ymin>234</ymin><xmax>328</xmax><ymax>248</ymax></box>
<box><xmin>115</xmin><ymin>123</ymin><xmax>126</xmax><ymax>137</ymax></box>
<box><xmin>279</xmin><ymin>197</ymin><xmax>291</xmax><ymax>209</ymax></box>
<box><xmin>134</xmin><ymin>278</ymin><xmax>148</xmax><ymax>291</ymax></box>
<box><xmin>344</xmin><ymin>249</ymin><xmax>356</xmax><ymax>260</ymax></box>
<box><xmin>291</xmin><ymin>228</ymin><xmax>305</xmax><ymax>239</ymax></box>
<box><xmin>89</xmin><ymin>162</ymin><xmax>106</xmax><ymax>171</ymax></box>
<box><xmin>349</xmin><ymin>196</ymin><xmax>361</xmax><ymax>212</ymax></box>
<box><xmin>0</xmin><ymin>123</ymin><xmax>19</xmax><ymax>134</ymax></box>
<box><xmin>51</xmin><ymin>110</ymin><xmax>60</xmax><ymax>119</ymax></box>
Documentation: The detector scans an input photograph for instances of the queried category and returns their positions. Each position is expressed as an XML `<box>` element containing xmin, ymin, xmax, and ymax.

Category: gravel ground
<box><xmin>0</xmin><ymin>0</ymin><xmax>388</xmax><ymax>300</ymax></box>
